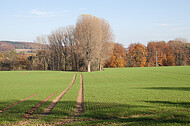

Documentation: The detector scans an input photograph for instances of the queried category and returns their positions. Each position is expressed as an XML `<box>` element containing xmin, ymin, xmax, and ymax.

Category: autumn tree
<box><xmin>103</xmin><ymin>43</ymin><xmax>126</xmax><ymax>68</ymax></box>
<box><xmin>127</xmin><ymin>43</ymin><xmax>147</xmax><ymax>67</ymax></box>
<box><xmin>168</xmin><ymin>39</ymin><xmax>190</xmax><ymax>66</ymax></box>
<box><xmin>0</xmin><ymin>53</ymin><xmax>4</xmax><ymax>70</ymax></box>
<box><xmin>0</xmin><ymin>51</ymin><xmax>18</xmax><ymax>70</ymax></box>
<box><xmin>17</xmin><ymin>53</ymin><xmax>30</xmax><ymax>70</ymax></box>
<box><xmin>147</xmin><ymin>41</ymin><xmax>175</xmax><ymax>67</ymax></box>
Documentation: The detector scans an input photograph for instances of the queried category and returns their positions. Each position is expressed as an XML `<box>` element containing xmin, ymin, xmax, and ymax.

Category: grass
<box><xmin>79</xmin><ymin>66</ymin><xmax>190</xmax><ymax>125</ymax></box>
<box><xmin>0</xmin><ymin>71</ymin><xmax>74</xmax><ymax>124</ymax></box>
<box><xmin>0</xmin><ymin>66</ymin><xmax>190</xmax><ymax>125</ymax></box>
<box><xmin>37</xmin><ymin>73</ymin><xmax>80</xmax><ymax>124</ymax></box>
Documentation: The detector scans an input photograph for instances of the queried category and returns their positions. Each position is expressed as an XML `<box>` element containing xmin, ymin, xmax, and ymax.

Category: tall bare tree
<box><xmin>62</xmin><ymin>26</ymin><xmax>75</xmax><ymax>71</ymax></box>
<box><xmin>75</xmin><ymin>14</ymin><xmax>103</xmax><ymax>72</ymax></box>
<box><xmin>34</xmin><ymin>14</ymin><xmax>114</xmax><ymax>72</ymax></box>
<box><xmin>99</xmin><ymin>18</ymin><xmax>114</xmax><ymax>71</ymax></box>
<box><xmin>65</xmin><ymin>26</ymin><xmax>76</xmax><ymax>70</ymax></box>
<box><xmin>35</xmin><ymin>35</ymin><xmax>49</xmax><ymax>70</ymax></box>
<box><xmin>48</xmin><ymin>30</ymin><xmax>64</xmax><ymax>70</ymax></box>
<box><xmin>48</xmin><ymin>26</ymin><xmax>76</xmax><ymax>71</ymax></box>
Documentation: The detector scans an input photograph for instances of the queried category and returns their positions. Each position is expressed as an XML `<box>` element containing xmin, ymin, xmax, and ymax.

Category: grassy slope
<box><xmin>0</xmin><ymin>66</ymin><xmax>189</xmax><ymax>125</ymax></box>
<box><xmin>0</xmin><ymin>71</ymin><xmax>74</xmax><ymax>124</ymax></box>
<box><xmin>74</xmin><ymin>66</ymin><xmax>190</xmax><ymax>126</ymax></box>
<box><xmin>36</xmin><ymin>73</ymin><xmax>80</xmax><ymax>124</ymax></box>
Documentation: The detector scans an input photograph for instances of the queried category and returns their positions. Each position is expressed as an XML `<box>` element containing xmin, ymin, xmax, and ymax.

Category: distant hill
<box><xmin>0</xmin><ymin>41</ymin><xmax>41</xmax><ymax>53</ymax></box>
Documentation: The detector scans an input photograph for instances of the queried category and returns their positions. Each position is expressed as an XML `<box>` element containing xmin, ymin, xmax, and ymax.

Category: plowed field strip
<box><xmin>22</xmin><ymin>93</ymin><xmax>56</xmax><ymax>118</ymax></box>
<box><xmin>0</xmin><ymin>93</ymin><xmax>38</xmax><ymax>113</ymax></box>
<box><xmin>75</xmin><ymin>73</ymin><xmax>84</xmax><ymax>116</ymax></box>
<box><xmin>41</xmin><ymin>73</ymin><xmax>77</xmax><ymax>115</ymax></box>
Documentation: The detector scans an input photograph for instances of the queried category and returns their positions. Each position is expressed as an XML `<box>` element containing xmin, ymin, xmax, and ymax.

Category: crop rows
<box><xmin>0</xmin><ymin>66</ymin><xmax>189</xmax><ymax>125</ymax></box>
<box><xmin>35</xmin><ymin>73</ymin><xmax>82</xmax><ymax>123</ymax></box>
<box><xmin>79</xmin><ymin>67</ymin><xmax>190</xmax><ymax>125</ymax></box>
<box><xmin>0</xmin><ymin>71</ymin><xmax>79</xmax><ymax>125</ymax></box>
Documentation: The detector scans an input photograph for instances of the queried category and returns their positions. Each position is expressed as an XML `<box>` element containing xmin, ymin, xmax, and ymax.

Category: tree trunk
<box><xmin>71</xmin><ymin>50</ymin><xmax>74</xmax><ymax>70</ymax></box>
<box><xmin>99</xmin><ymin>62</ymin><xmax>102</xmax><ymax>71</ymax></box>
<box><xmin>65</xmin><ymin>54</ymin><xmax>67</xmax><ymax>71</ymax></box>
<box><xmin>88</xmin><ymin>61</ymin><xmax>91</xmax><ymax>72</ymax></box>
<box><xmin>57</xmin><ymin>54</ymin><xmax>59</xmax><ymax>70</ymax></box>
<box><xmin>74</xmin><ymin>53</ymin><xmax>78</xmax><ymax>71</ymax></box>
<box><xmin>43</xmin><ymin>55</ymin><xmax>46</xmax><ymax>71</ymax></box>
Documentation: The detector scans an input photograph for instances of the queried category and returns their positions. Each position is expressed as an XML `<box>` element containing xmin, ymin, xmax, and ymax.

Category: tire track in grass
<box><xmin>25</xmin><ymin>71</ymin><xmax>31</xmax><ymax>75</ymax></box>
<box><xmin>41</xmin><ymin>73</ymin><xmax>77</xmax><ymax>116</ymax></box>
<box><xmin>22</xmin><ymin>93</ymin><xmax>56</xmax><ymax>119</ymax></box>
<box><xmin>22</xmin><ymin>71</ymin><xmax>31</xmax><ymax>76</ymax></box>
<box><xmin>18</xmin><ymin>74</ymin><xmax>77</xmax><ymax>125</ymax></box>
<box><xmin>75</xmin><ymin>73</ymin><xmax>84</xmax><ymax>116</ymax></box>
<box><xmin>0</xmin><ymin>93</ymin><xmax>38</xmax><ymax>113</ymax></box>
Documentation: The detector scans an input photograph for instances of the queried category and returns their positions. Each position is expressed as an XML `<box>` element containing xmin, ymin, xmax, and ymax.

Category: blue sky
<box><xmin>0</xmin><ymin>0</ymin><xmax>190</xmax><ymax>47</ymax></box>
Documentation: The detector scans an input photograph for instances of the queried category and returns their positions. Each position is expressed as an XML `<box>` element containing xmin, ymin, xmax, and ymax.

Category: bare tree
<box><xmin>65</xmin><ymin>26</ymin><xmax>76</xmax><ymax>70</ymax></box>
<box><xmin>48</xmin><ymin>30</ymin><xmax>64</xmax><ymax>70</ymax></box>
<box><xmin>35</xmin><ymin>14</ymin><xmax>114</xmax><ymax>72</ymax></box>
<box><xmin>61</xmin><ymin>26</ymin><xmax>75</xmax><ymax>71</ymax></box>
<box><xmin>174</xmin><ymin>38</ymin><xmax>188</xmax><ymax>43</ymax></box>
<box><xmin>75</xmin><ymin>14</ymin><xmax>103</xmax><ymax>72</ymax></box>
<box><xmin>48</xmin><ymin>26</ymin><xmax>76</xmax><ymax>71</ymax></box>
<box><xmin>35</xmin><ymin>35</ymin><xmax>49</xmax><ymax>70</ymax></box>
<box><xmin>99</xmin><ymin>18</ymin><xmax>114</xmax><ymax>71</ymax></box>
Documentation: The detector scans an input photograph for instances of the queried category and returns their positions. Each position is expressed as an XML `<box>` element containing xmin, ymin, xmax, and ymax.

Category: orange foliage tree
<box><xmin>127</xmin><ymin>43</ymin><xmax>147</xmax><ymax>67</ymax></box>
<box><xmin>103</xmin><ymin>43</ymin><xmax>127</xmax><ymax>68</ymax></box>
<box><xmin>168</xmin><ymin>40</ymin><xmax>190</xmax><ymax>66</ymax></box>
<box><xmin>17</xmin><ymin>53</ymin><xmax>30</xmax><ymax>70</ymax></box>
<box><xmin>147</xmin><ymin>41</ymin><xmax>175</xmax><ymax>67</ymax></box>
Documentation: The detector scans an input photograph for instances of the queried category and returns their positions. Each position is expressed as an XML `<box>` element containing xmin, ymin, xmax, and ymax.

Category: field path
<box><xmin>22</xmin><ymin>93</ymin><xmax>56</xmax><ymax>119</ymax></box>
<box><xmin>0</xmin><ymin>93</ymin><xmax>38</xmax><ymax>113</ymax></box>
<box><xmin>41</xmin><ymin>73</ymin><xmax>77</xmax><ymax>115</ymax></box>
<box><xmin>75</xmin><ymin>73</ymin><xmax>84</xmax><ymax>116</ymax></box>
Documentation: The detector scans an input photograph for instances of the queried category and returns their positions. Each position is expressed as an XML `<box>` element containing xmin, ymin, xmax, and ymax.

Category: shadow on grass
<box><xmin>0</xmin><ymin>100</ymin><xmax>53</xmax><ymax>124</ymax></box>
<box><xmin>142</xmin><ymin>87</ymin><xmax>190</xmax><ymax>91</ymax></box>
<box><xmin>67</xmin><ymin>117</ymin><xmax>190</xmax><ymax>126</ymax></box>
<box><xmin>144</xmin><ymin>100</ymin><xmax>190</xmax><ymax>108</ymax></box>
<box><xmin>0</xmin><ymin>100</ymin><xmax>189</xmax><ymax>125</ymax></box>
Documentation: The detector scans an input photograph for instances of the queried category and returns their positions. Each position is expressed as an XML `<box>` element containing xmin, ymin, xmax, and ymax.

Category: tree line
<box><xmin>0</xmin><ymin>15</ymin><xmax>189</xmax><ymax>71</ymax></box>
<box><xmin>104</xmin><ymin>39</ymin><xmax>190</xmax><ymax>68</ymax></box>
<box><xmin>0</xmin><ymin>14</ymin><xmax>114</xmax><ymax>71</ymax></box>
<box><xmin>0</xmin><ymin>39</ymin><xmax>189</xmax><ymax>71</ymax></box>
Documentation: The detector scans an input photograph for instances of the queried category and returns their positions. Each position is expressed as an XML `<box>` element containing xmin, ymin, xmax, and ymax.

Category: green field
<box><xmin>0</xmin><ymin>66</ymin><xmax>190</xmax><ymax>125</ymax></box>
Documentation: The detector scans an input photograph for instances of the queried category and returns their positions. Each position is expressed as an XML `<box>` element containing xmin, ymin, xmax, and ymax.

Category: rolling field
<box><xmin>0</xmin><ymin>66</ymin><xmax>190</xmax><ymax>125</ymax></box>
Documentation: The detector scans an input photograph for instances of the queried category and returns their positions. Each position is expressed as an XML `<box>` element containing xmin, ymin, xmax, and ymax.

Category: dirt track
<box><xmin>22</xmin><ymin>93</ymin><xmax>56</xmax><ymax>119</ymax></box>
<box><xmin>75</xmin><ymin>73</ymin><xmax>84</xmax><ymax>116</ymax></box>
<box><xmin>0</xmin><ymin>93</ymin><xmax>38</xmax><ymax>113</ymax></box>
<box><xmin>41</xmin><ymin>73</ymin><xmax>77</xmax><ymax>115</ymax></box>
